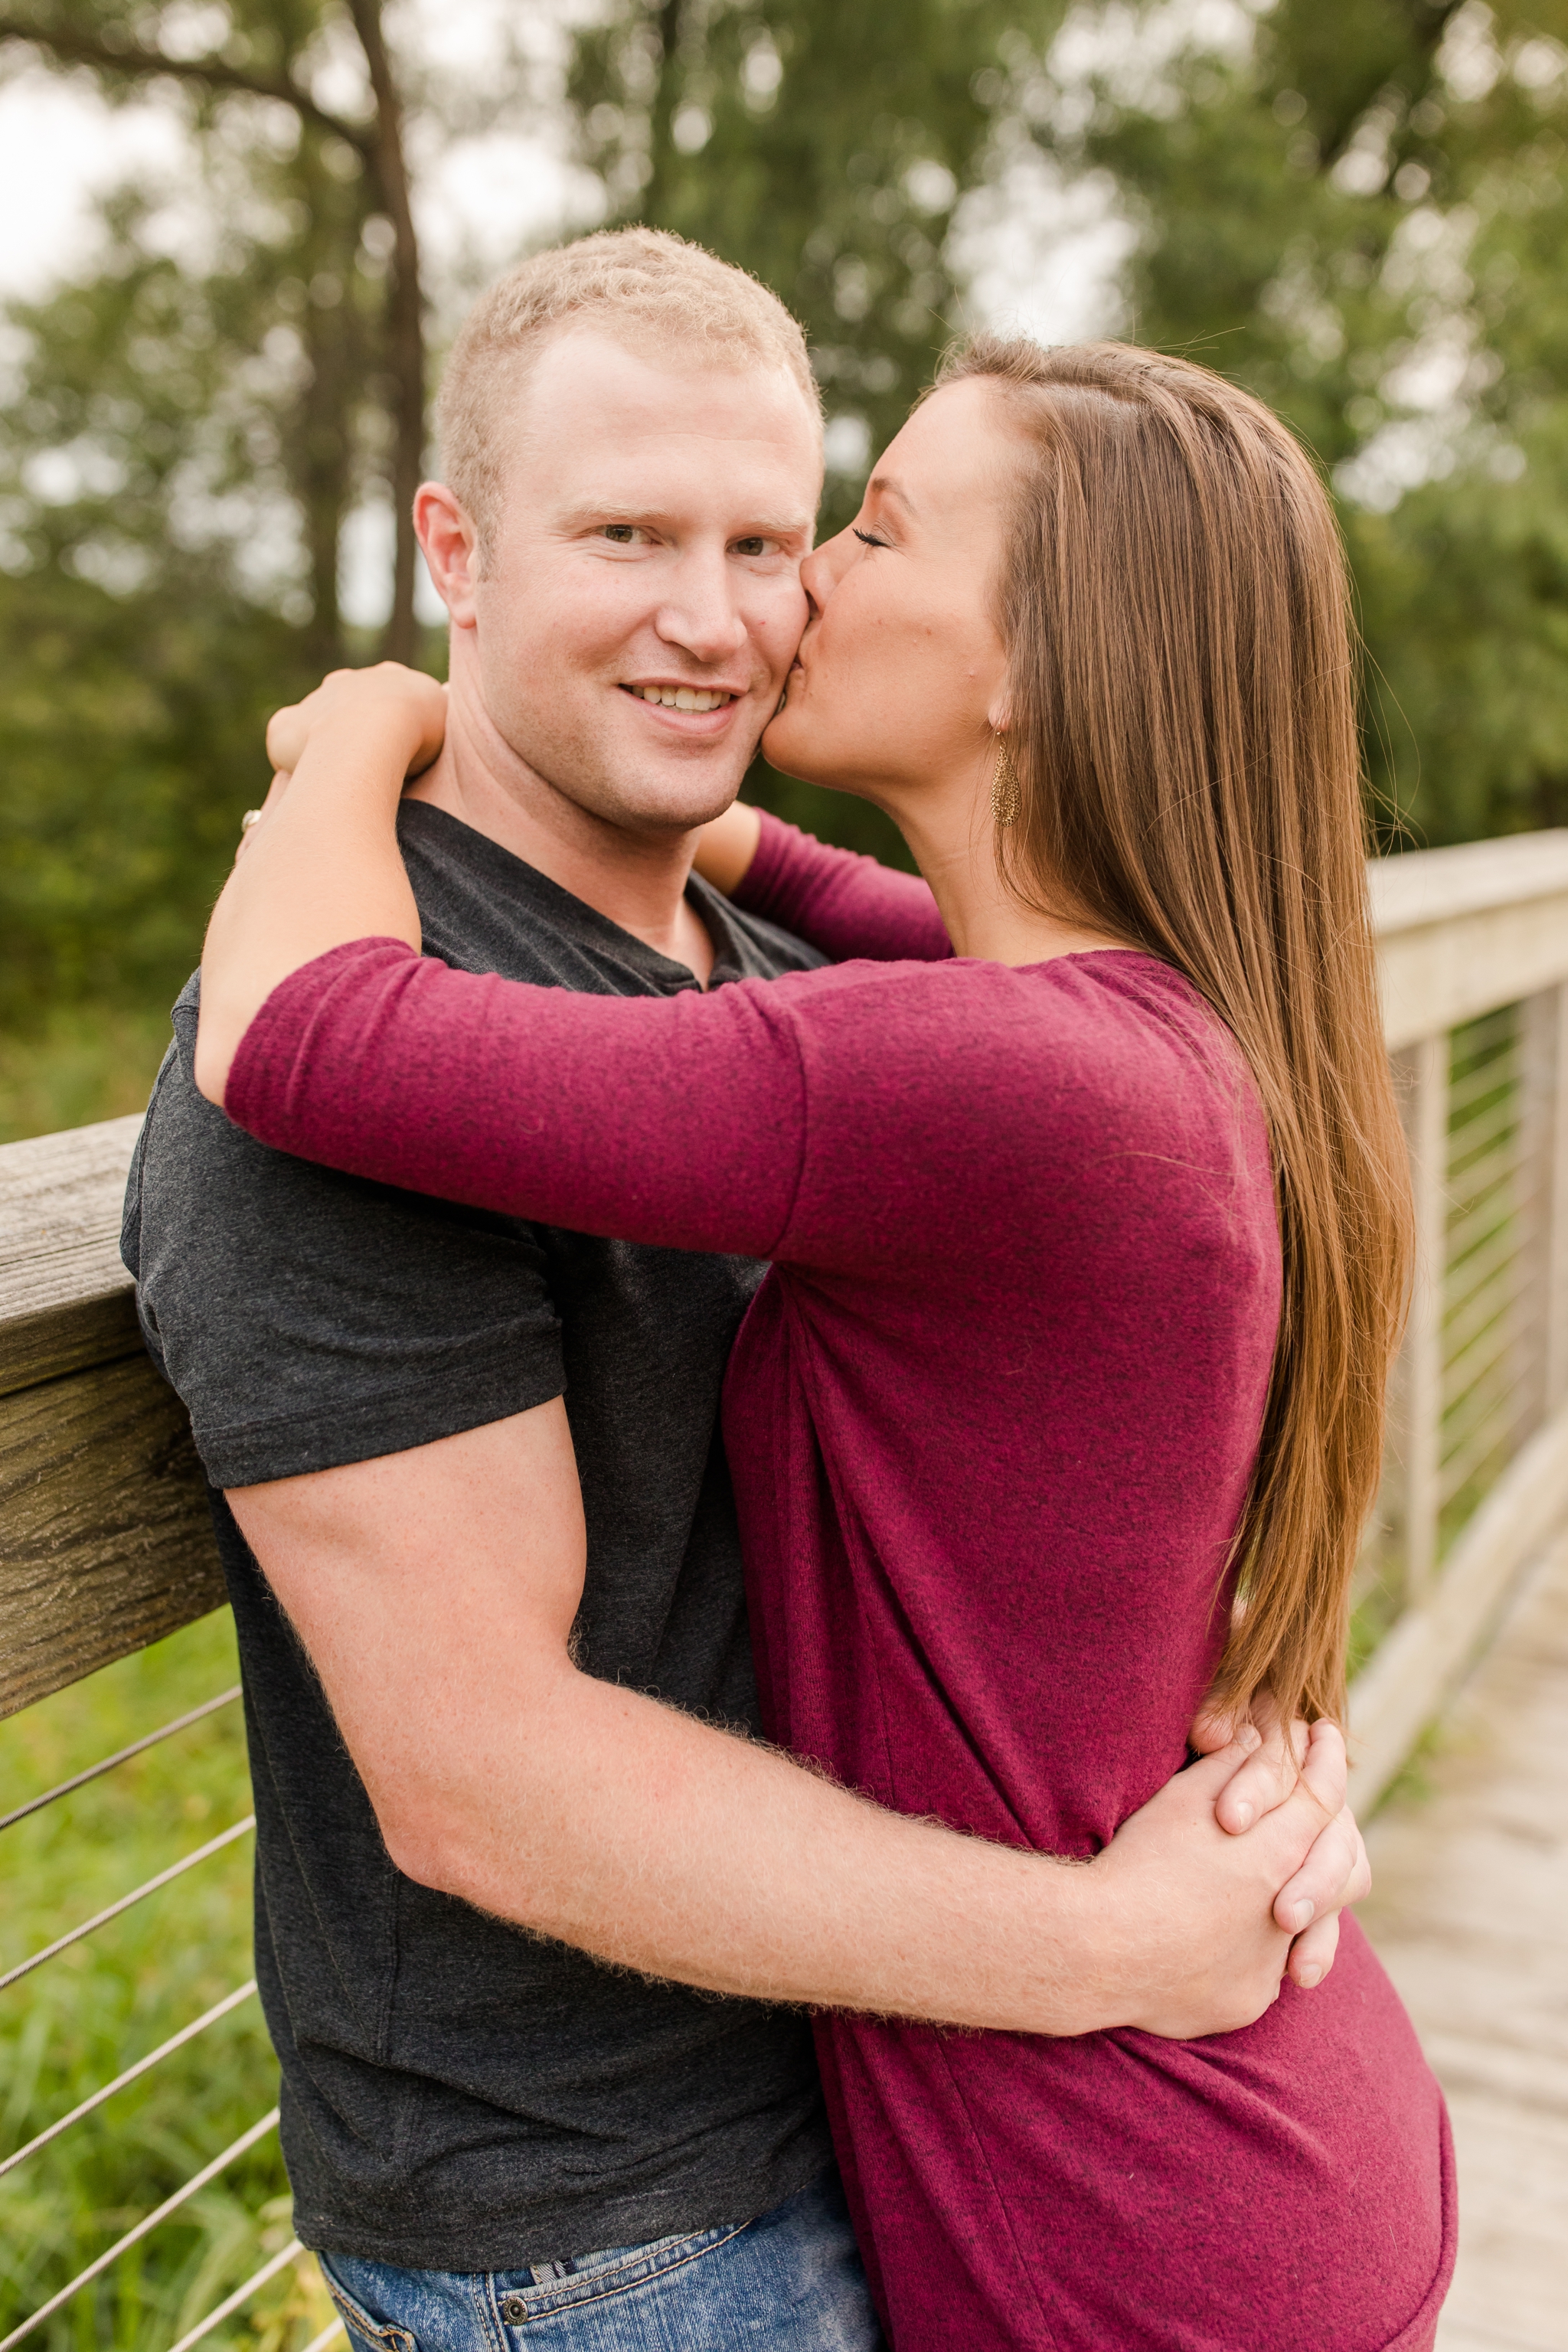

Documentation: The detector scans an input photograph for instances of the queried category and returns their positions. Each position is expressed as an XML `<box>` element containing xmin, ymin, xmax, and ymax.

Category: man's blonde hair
<box><xmin>435</xmin><ymin>227</ymin><xmax>821</xmax><ymax>545</ymax></box>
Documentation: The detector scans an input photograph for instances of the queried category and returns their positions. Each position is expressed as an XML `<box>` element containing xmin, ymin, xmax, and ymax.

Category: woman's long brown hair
<box><xmin>939</xmin><ymin>336</ymin><xmax>1413</xmax><ymax>1727</ymax></box>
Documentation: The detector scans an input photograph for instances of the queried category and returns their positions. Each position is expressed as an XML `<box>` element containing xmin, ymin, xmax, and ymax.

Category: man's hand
<box><xmin>1089</xmin><ymin>1721</ymin><xmax>1354</xmax><ymax>2037</ymax></box>
<box><xmin>1190</xmin><ymin>1695</ymin><xmax>1372</xmax><ymax>1992</ymax></box>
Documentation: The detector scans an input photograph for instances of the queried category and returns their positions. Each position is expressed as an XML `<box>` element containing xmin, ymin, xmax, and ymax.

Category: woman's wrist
<box><xmin>691</xmin><ymin>802</ymin><xmax>763</xmax><ymax>897</ymax></box>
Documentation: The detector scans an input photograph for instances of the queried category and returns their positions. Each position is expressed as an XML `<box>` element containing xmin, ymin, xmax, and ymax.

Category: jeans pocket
<box><xmin>317</xmin><ymin>2256</ymin><xmax>421</xmax><ymax>2352</ymax></box>
<box><xmin>495</xmin><ymin>2220</ymin><xmax>750</xmax><ymax>2324</ymax></box>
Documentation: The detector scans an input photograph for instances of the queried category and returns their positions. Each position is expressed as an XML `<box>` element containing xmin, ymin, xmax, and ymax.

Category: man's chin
<box><xmin>579</xmin><ymin>751</ymin><xmax>756</xmax><ymax>837</ymax></box>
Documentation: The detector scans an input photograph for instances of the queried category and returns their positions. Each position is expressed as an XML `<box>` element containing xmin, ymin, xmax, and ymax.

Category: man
<box><xmin>126</xmin><ymin>229</ymin><xmax>1363</xmax><ymax>2350</ymax></box>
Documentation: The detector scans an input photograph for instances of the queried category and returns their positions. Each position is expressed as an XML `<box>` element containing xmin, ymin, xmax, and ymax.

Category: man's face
<box><xmin>438</xmin><ymin>329</ymin><xmax>822</xmax><ymax>835</ymax></box>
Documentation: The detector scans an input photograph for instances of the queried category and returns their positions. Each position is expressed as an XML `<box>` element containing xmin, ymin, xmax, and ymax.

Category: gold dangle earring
<box><xmin>991</xmin><ymin>730</ymin><xmax>1021</xmax><ymax>828</ymax></box>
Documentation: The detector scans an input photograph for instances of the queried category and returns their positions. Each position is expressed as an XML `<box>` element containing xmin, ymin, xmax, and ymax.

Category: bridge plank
<box><xmin>1361</xmin><ymin>1532</ymin><xmax>1568</xmax><ymax>2351</ymax></box>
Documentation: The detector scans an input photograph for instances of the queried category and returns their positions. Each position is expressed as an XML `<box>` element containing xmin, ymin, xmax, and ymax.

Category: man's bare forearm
<box><xmin>335</xmin><ymin>1644</ymin><xmax>1333</xmax><ymax>2040</ymax></box>
<box><xmin>376</xmin><ymin>1656</ymin><xmax>1113</xmax><ymax>2033</ymax></box>
<box><xmin>229</xmin><ymin>1410</ymin><xmax>1340</xmax><ymax>2043</ymax></box>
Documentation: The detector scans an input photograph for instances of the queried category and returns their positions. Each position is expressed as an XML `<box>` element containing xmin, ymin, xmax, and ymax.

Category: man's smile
<box><xmin>620</xmin><ymin>681</ymin><xmax>740</xmax><ymax>711</ymax></box>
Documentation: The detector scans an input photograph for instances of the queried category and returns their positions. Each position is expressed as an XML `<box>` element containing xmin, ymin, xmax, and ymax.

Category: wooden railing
<box><xmin>1352</xmin><ymin>831</ymin><xmax>1568</xmax><ymax>1798</ymax></box>
<box><xmin>0</xmin><ymin>1116</ymin><xmax>221</xmax><ymax>1723</ymax></box>
<box><xmin>4</xmin><ymin>833</ymin><xmax>1568</xmax><ymax>1774</ymax></box>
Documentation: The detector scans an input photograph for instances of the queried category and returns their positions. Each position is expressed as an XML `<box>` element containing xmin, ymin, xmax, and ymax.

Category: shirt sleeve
<box><xmin>136</xmin><ymin>988</ymin><xmax>566</xmax><ymax>1489</ymax></box>
<box><xmin>224</xmin><ymin>938</ymin><xmax>1197</xmax><ymax>1288</ymax></box>
<box><xmin>226</xmin><ymin>939</ymin><xmax>808</xmax><ymax>1265</ymax></box>
<box><xmin>733</xmin><ymin>812</ymin><xmax>951</xmax><ymax>964</ymax></box>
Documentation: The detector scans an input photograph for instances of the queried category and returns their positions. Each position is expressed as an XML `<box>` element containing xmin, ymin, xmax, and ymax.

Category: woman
<box><xmin>197</xmin><ymin>338</ymin><xmax>1452</xmax><ymax>2350</ymax></box>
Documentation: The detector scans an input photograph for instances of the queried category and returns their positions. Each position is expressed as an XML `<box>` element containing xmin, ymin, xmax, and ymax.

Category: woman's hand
<box><xmin>266</xmin><ymin>663</ymin><xmax>448</xmax><ymax>785</ymax></box>
<box><xmin>237</xmin><ymin>667</ymin><xmax>448</xmax><ymax>864</ymax></box>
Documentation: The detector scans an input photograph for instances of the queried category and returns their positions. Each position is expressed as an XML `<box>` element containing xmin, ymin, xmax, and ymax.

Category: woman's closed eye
<box><xmin>852</xmin><ymin>528</ymin><xmax>889</xmax><ymax>550</ymax></box>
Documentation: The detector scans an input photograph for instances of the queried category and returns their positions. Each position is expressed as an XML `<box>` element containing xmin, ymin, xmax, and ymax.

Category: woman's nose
<box><xmin>800</xmin><ymin>529</ymin><xmax>851</xmax><ymax>615</ymax></box>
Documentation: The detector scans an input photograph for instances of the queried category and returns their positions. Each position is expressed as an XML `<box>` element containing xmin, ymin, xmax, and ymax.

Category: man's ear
<box><xmin>415</xmin><ymin>482</ymin><xmax>481</xmax><ymax>628</ymax></box>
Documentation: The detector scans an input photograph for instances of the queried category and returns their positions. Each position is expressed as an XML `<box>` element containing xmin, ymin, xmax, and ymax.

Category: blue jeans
<box><xmin>316</xmin><ymin>2169</ymin><xmax>884</xmax><ymax>2350</ymax></box>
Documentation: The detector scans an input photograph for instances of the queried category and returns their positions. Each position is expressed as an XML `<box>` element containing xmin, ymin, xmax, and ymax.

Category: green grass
<box><xmin>0</xmin><ymin>1004</ymin><xmax>174</xmax><ymax>1146</ymax></box>
<box><xmin>0</xmin><ymin>1614</ymin><xmax>335</xmax><ymax>2350</ymax></box>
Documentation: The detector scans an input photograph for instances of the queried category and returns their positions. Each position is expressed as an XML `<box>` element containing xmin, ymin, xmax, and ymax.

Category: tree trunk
<box><xmin>347</xmin><ymin>0</ymin><xmax>426</xmax><ymax>665</ymax></box>
<box><xmin>642</xmin><ymin>0</ymin><xmax>685</xmax><ymax>223</ymax></box>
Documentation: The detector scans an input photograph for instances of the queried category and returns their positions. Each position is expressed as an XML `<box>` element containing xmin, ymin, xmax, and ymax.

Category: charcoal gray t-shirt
<box><xmin>121</xmin><ymin>799</ymin><xmax>832</xmax><ymax>2272</ymax></box>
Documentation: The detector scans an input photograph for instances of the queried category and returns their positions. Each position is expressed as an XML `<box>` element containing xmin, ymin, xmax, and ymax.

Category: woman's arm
<box><xmin>194</xmin><ymin>665</ymin><xmax>445</xmax><ymax>1106</ymax></box>
<box><xmin>694</xmin><ymin>805</ymin><xmax>952</xmax><ymax>963</ymax></box>
<box><xmin>224</xmin><ymin>939</ymin><xmax>810</xmax><ymax>1258</ymax></box>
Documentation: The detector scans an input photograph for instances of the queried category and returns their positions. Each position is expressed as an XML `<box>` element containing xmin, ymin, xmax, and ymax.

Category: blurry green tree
<box><xmin>0</xmin><ymin>0</ymin><xmax>441</xmax><ymax>1111</ymax></box>
<box><xmin>1052</xmin><ymin>0</ymin><xmax>1568</xmax><ymax>841</ymax></box>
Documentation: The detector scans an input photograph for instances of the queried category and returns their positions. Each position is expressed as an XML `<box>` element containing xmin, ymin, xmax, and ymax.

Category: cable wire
<box><xmin>162</xmin><ymin>2236</ymin><xmax>302</xmax><ymax>2352</ymax></box>
<box><xmin>0</xmin><ymin>1688</ymin><xmax>243</xmax><ymax>1834</ymax></box>
<box><xmin>0</xmin><ymin>2108</ymin><xmax>280</xmax><ymax>2352</ymax></box>
<box><xmin>0</xmin><ymin>1980</ymin><xmax>259</xmax><ymax>2182</ymax></box>
<box><xmin>0</xmin><ymin>1818</ymin><xmax>255</xmax><ymax>1994</ymax></box>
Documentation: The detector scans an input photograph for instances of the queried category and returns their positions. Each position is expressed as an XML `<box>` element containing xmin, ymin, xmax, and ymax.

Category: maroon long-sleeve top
<box><xmin>225</xmin><ymin>815</ymin><xmax>1452</xmax><ymax>2350</ymax></box>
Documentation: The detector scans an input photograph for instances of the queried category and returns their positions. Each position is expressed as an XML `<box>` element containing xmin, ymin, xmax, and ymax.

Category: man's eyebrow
<box><xmin>554</xmin><ymin>501</ymin><xmax>813</xmax><ymax>536</ymax></box>
<box><xmin>866</xmin><ymin>474</ymin><xmax>917</xmax><ymax>518</ymax></box>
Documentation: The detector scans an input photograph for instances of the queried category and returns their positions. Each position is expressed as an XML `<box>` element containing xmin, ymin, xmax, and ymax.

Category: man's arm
<box><xmin>230</xmin><ymin>1400</ymin><xmax>1358</xmax><ymax>2040</ymax></box>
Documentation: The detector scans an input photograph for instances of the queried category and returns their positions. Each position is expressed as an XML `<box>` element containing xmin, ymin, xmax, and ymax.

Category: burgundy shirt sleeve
<box><xmin>224</xmin><ymin>936</ymin><xmax>1177</xmax><ymax>1281</ymax></box>
<box><xmin>225</xmin><ymin>939</ymin><xmax>808</xmax><ymax>1263</ymax></box>
<box><xmin>733</xmin><ymin>812</ymin><xmax>951</xmax><ymax>963</ymax></box>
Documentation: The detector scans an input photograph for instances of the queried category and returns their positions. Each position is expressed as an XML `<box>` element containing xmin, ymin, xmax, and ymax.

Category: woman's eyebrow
<box><xmin>866</xmin><ymin>475</ymin><xmax>917</xmax><ymax>518</ymax></box>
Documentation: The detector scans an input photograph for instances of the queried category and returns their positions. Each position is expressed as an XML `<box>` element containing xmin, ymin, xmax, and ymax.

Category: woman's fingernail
<box><xmin>1232</xmin><ymin>1801</ymin><xmax>1254</xmax><ymax>1830</ymax></box>
<box><xmin>1298</xmin><ymin>1963</ymin><xmax>1322</xmax><ymax>1989</ymax></box>
<box><xmin>1292</xmin><ymin>1900</ymin><xmax>1315</xmax><ymax>1931</ymax></box>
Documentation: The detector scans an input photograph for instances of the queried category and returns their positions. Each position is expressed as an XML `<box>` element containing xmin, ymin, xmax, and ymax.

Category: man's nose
<box><xmin>654</xmin><ymin>550</ymin><xmax>750</xmax><ymax>665</ymax></box>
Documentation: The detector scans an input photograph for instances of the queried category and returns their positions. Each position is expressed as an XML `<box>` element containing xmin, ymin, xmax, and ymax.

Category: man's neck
<box><xmin>404</xmin><ymin>685</ymin><xmax>717</xmax><ymax>985</ymax></box>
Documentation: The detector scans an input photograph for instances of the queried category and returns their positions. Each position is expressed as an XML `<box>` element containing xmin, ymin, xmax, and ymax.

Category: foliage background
<box><xmin>2</xmin><ymin>0</ymin><xmax>1566</xmax><ymax>2340</ymax></box>
<box><xmin>2</xmin><ymin>0</ymin><xmax>1566</xmax><ymax>1143</ymax></box>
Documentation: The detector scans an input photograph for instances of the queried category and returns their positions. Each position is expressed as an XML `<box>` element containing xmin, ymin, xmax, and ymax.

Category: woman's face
<box><xmin>762</xmin><ymin>377</ymin><xmax>1019</xmax><ymax>812</ymax></box>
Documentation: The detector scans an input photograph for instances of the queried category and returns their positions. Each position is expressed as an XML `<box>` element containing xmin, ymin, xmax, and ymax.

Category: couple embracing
<box><xmin>128</xmin><ymin>227</ymin><xmax>1452</xmax><ymax>2350</ymax></box>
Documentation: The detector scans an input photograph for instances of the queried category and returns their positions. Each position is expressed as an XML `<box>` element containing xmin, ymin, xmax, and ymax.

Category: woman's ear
<box><xmin>415</xmin><ymin>483</ymin><xmax>481</xmax><ymax>629</ymax></box>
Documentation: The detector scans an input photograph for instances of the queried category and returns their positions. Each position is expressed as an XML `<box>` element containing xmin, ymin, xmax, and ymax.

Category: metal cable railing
<box><xmin>0</xmin><ymin>1980</ymin><xmax>258</xmax><ymax>2184</ymax></box>
<box><xmin>0</xmin><ymin>1815</ymin><xmax>255</xmax><ymax>1994</ymax></box>
<box><xmin>0</xmin><ymin>2109</ymin><xmax>282</xmax><ymax>2352</ymax></box>
<box><xmin>0</xmin><ymin>1688</ymin><xmax>241</xmax><ymax>1835</ymax></box>
<box><xmin>163</xmin><ymin>2238</ymin><xmax>306</xmax><ymax>2352</ymax></box>
<box><xmin>0</xmin><ymin>1689</ymin><xmax>309</xmax><ymax>2349</ymax></box>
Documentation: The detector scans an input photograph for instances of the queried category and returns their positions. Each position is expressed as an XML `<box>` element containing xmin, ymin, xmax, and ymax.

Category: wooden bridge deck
<box><xmin>1361</xmin><ymin>1530</ymin><xmax>1568</xmax><ymax>2352</ymax></box>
